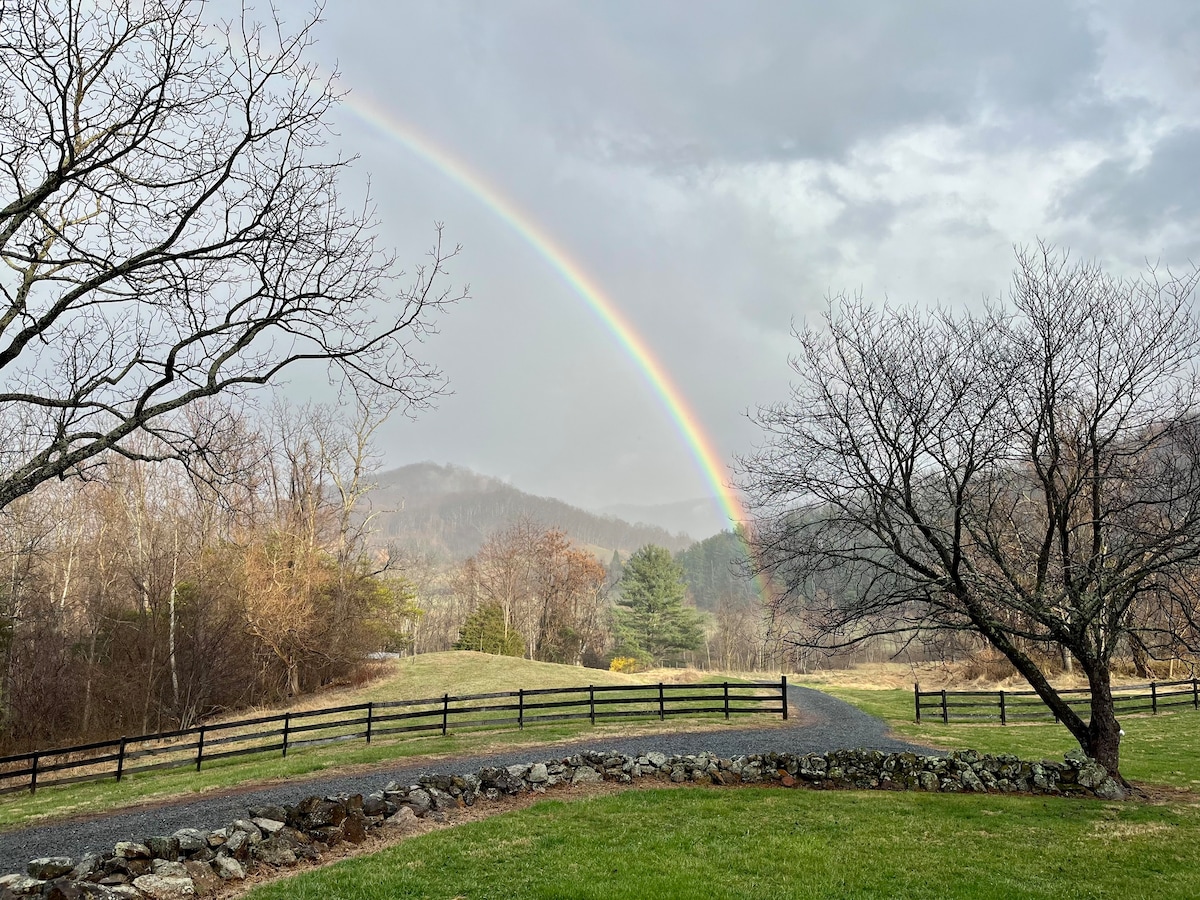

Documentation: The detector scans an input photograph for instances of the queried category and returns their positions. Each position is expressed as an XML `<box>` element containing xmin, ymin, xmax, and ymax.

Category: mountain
<box><xmin>597</xmin><ymin>498</ymin><xmax>727</xmax><ymax>543</ymax></box>
<box><xmin>364</xmin><ymin>463</ymin><xmax>695</xmax><ymax>559</ymax></box>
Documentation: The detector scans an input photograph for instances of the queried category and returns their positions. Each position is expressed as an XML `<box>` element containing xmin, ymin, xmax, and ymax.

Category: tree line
<box><xmin>0</xmin><ymin>400</ymin><xmax>421</xmax><ymax>752</ymax></box>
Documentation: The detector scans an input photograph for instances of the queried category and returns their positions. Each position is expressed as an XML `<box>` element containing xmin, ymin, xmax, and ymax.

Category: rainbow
<box><xmin>337</xmin><ymin>91</ymin><xmax>747</xmax><ymax>530</ymax></box>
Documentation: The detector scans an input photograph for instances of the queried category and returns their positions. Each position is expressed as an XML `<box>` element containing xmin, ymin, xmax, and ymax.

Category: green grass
<box><xmin>242</xmin><ymin>787</ymin><xmax>1200</xmax><ymax>900</ymax></box>
<box><xmin>0</xmin><ymin>653</ymin><xmax>779</xmax><ymax>831</ymax></box>
<box><xmin>817</xmin><ymin>686</ymin><xmax>1200</xmax><ymax>791</ymax></box>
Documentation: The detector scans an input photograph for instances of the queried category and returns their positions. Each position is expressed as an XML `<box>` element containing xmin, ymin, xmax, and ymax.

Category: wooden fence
<box><xmin>914</xmin><ymin>678</ymin><xmax>1200</xmax><ymax>724</ymax></box>
<box><xmin>0</xmin><ymin>678</ymin><xmax>787</xmax><ymax>796</ymax></box>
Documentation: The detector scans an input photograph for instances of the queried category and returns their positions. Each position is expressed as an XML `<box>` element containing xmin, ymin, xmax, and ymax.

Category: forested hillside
<box><xmin>676</xmin><ymin>530</ymin><xmax>761</xmax><ymax>612</ymax></box>
<box><xmin>368</xmin><ymin>463</ymin><xmax>695</xmax><ymax>558</ymax></box>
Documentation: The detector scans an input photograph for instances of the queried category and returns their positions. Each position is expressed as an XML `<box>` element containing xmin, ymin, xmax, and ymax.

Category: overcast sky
<box><xmin>298</xmin><ymin>1</ymin><xmax>1200</xmax><ymax>534</ymax></box>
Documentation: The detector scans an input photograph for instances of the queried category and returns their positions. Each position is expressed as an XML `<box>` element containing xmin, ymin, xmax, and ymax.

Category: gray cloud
<box><xmin>287</xmin><ymin>1</ymin><xmax>1200</xmax><ymax>529</ymax></box>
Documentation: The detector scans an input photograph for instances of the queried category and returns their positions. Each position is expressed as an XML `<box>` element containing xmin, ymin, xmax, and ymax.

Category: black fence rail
<box><xmin>914</xmin><ymin>678</ymin><xmax>1200</xmax><ymax>725</ymax></box>
<box><xmin>0</xmin><ymin>678</ymin><xmax>787</xmax><ymax>796</ymax></box>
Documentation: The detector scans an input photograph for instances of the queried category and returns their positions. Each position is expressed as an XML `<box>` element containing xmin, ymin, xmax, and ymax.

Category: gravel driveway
<box><xmin>0</xmin><ymin>684</ymin><xmax>934</xmax><ymax>875</ymax></box>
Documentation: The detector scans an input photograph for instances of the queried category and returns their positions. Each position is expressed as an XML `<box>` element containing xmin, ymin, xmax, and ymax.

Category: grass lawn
<box><xmin>0</xmin><ymin>653</ymin><xmax>780</xmax><ymax>831</ymax></box>
<box><xmin>814</xmin><ymin>685</ymin><xmax>1200</xmax><ymax>792</ymax></box>
<box><xmin>241</xmin><ymin>787</ymin><xmax>1200</xmax><ymax>900</ymax></box>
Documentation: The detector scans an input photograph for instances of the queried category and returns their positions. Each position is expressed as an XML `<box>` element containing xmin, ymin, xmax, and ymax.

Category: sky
<box><xmin>293</xmin><ymin>0</ymin><xmax>1200</xmax><ymax>535</ymax></box>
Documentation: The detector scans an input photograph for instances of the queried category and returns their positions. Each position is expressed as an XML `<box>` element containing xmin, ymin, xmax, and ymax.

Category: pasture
<box><xmin>236</xmin><ymin>674</ymin><xmax>1200</xmax><ymax>899</ymax></box>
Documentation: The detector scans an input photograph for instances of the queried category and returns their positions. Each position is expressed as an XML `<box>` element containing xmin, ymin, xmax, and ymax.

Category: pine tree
<box><xmin>613</xmin><ymin>545</ymin><xmax>703</xmax><ymax>665</ymax></box>
<box><xmin>454</xmin><ymin>602</ymin><xmax>525</xmax><ymax>657</ymax></box>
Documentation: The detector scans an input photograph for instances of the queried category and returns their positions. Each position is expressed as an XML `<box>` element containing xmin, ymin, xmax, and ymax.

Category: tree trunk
<box><xmin>1084</xmin><ymin>668</ymin><xmax>1123</xmax><ymax>778</ymax></box>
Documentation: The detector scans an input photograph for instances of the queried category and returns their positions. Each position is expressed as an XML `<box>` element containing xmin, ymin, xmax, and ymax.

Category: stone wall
<box><xmin>0</xmin><ymin>748</ymin><xmax>1122</xmax><ymax>899</ymax></box>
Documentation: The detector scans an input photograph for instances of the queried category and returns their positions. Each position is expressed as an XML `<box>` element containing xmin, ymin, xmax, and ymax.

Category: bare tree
<box><xmin>0</xmin><ymin>0</ymin><xmax>463</xmax><ymax>509</ymax></box>
<box><xmin>739</xmin><ymin>244</ymin><xmax>1200</xmax><ymax>780</ymax></box>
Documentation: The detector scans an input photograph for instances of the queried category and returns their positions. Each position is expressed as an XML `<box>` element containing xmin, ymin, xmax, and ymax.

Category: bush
<box><xmin>609</xmin><ymin>655</ymin><xmax>645</xmax><ymax>674</ymax></box>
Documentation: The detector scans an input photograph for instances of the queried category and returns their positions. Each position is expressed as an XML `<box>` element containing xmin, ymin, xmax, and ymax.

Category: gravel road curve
<box><xmin>0</xmin><ymin>684</ymin><xmax>935</xmax><ymax>874</ymax></box>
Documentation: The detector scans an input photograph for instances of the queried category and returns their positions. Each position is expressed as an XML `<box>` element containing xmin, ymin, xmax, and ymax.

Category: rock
<box><xmin>527</xmin><ymin>763</ymin><xmax>549</xmax><ymax>783</ymax></box>
<box><xmin>181</xmin><ymin>861</ymin><xmax>220</xmax><ymax>897</ymax></box>
<box><xmin>145</xmin><ymin>836</ymin><xmax>181</xmax><ymax>861</ymax></box>
<box><xmin>45</xmin><ymin>884</ymin><xmax>138</xmax><ymax>900</ymax></box>
<box><xmin>292</xmin><ymin>798</ymin><xmax>345</xmax><ymax>829</ymax></box>
<box><xmin>131</xmin><ymin>874</ymin><xmax>195</xmax><ymax>899</ymax></box>
<box><xmin>342</xmin><ymin>813</ymin><xmax>369</xmax><ymax>844</ymax></box>
<box><xmin>251</xmin><ymin>817</ymin><xmax>285</xmax><ymax>835</ymax></box>
<box><xmin>311</xmin><ymin>826</ymin><xmax>344</xmax><ymax>846</ymax></box>
<box><xmin>171</xmin><ymin>830</ymin><xmax>208</xmax><ymax>856</ymax></box>
<box><xmin>385</xmin><ymin>807</ymin><xmax>418</xmax><ymax>830</ymax></box>
<box><xmin>226</xmin><ymin>820</ymin><xmax>261</xmax><ymax>841</ymax></box>
<box><xmin>112</xmin><ymin>843</ymin><xmax>151</xmax><ymax>860</ymax></box>
<box><xmin>571</xmin><ymin>766</ymin><xmax>602</xmax><ymax>785</ymax></box>
<box><xmin>402</xmin><ymin>789</ymin><xmax>432</xmax><ymax>816</ymax></box>
<box><xmin>150</xmin><ymin>860</ymin><xmax>189</xmax><ymax>878</ymax></box>
<box><xmin>0</xmin><ymin>874</ymin><xmax>45</xmax><ymax>895</ymax></box>
<box><xmin>247</xmin><ymin>805</ymin><xmax>287</xmax><ymax>823</ymax></box>
<box><xmin>224</xmin><ymin>830</ymin><xmax>253</xmax><ymax>861</ymax></box>
<box><xmin>69</xmin><ymin>855</ymin><xmax>102</xmax><ymax>881</ymax></box>
<box><xmin>1094</xmin><ymin>777</ymin><xmax>1126</xmax><ymax>801</ymax></box>
<box><xmin>1076</xmin><ymin>762</ymin><xmax>1107</xmax><ymax>790</ymax></box>
<box><xmin>253</xmin><ymin>838</ymin><xmax>297</xmax><ymax>868</ymax></box>
<box><xmin>27</xmin><ymin>858</ymin><xmax>73</xmax><ymax>880</ymax></box>
<box><xmin>210</xmin><ymin>857</ymin><xmax>245</xmax><ymax>882</ymax></box>
<box><xmin>361</xmin><ymin>796</ymin><xmax>389</xmax><ymax>817</ymax></box>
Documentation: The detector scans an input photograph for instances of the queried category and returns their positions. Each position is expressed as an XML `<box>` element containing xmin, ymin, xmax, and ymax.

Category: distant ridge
<box><xmin>598</xmin><ymin>498</ymin><xmax>726</xmax><ymax>543</ymax></box>
<box><xmin>366</xmin><ymin>462</ymin><xmax>696</xmax><ymax>559</ymax></box>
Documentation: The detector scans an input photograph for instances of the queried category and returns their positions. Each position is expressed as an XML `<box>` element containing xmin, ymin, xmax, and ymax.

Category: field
<box><xmin>241</xmin><ymin>786</ymin><xmax>1200</xmax><ymax>900</ymax></box>
<box><xmin>235</xmin><ymin>665</ymin><xmax>1200</xmax><ymax>900</ymax></box>
<box><xmin>0</xmin><ymin>653</ymin><xmax>781</xmax><ymax>830</ymax></box>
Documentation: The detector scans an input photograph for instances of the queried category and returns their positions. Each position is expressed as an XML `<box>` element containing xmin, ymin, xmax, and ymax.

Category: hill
<box><xmin>598</xmin><ymin>498</ymin><xmax>726</xmax><ymax>542</ymax></box>
<box><xmin>366</xmin><ymin>462</ymin><xmax>695</xmax><ymax>559</ymax></box>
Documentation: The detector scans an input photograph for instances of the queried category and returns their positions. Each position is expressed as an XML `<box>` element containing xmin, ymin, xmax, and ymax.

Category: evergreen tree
<box><xmin>454</xmin><ymin>602</ymin><xmax>525</xmax><ymax>657</ymax></box>
<box><xmin>613</xmin><ymin>545</ymin><xmax>703</xmax><ymax>664</ymax></box>
<box><xmin>606</xmin><ymin>549</ymin><xmax>625</xmax><ymax>588</ymax></box>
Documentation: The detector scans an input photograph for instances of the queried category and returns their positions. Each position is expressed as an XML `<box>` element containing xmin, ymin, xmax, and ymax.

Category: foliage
<box><xmin>454</xmin><ymin>603</ymin><xmax>525</xmax><ymax>657</ymax></box>
<box><xmin>613</xmin><ymin>545</ymin><xmax>704</xmax><ymax>664</ymax></box>
<box><xmin>241</xmin><ymin>788</ymin><xmax>1200</xmax><ymax>900</ymax></box>
<box><xmin>608</xmin><ymin>655</ymin><xmax>645</xmax><ymax>674</ymax></box>
<box><xmin>453</xmin><ymin>522</ymin><xmax>609</xmax><ymax>666</ymax></box>
<box><xmin>0</xmin><ymin>399</ymin><xmax>409</xmax><ymax>751</ymax></box>
<box><xmin>740</xmin><ymin>243</ymin><xmax>1200</xmax><ymax>776</ymax></box>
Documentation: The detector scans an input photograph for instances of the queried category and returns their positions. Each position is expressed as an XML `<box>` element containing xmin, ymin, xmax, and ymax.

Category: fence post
<box><xmin>941</xmin><ymin>689</ymin><xmax>949</xmax><ymax>725</ymax></box>
<box><xmin>589</xmin><ymin>686</ymin><xmax>595</xmax><ymax>726</ymax></box>
<box><xmin>723</xmin><ymin>682</ymin><xmax>730</xmax><ymax>719</ymax></box>
<box><xmin>442</xmin><ymin>694</ymin><xmax>449</xmax><ymax>736</ymax></box>
<box><xmin>1151</xmin><ymin>681</ymin><xmax>1158</xmax><ymax>714</ymax></box>
<box><xmin>29</xmin><ymin>754</ymin><xmax>38</xmax><ymax>795</ymax></box>
<box><xmin>196</xmin><ymin>726</ymin><xmax>205</xmax><ymax>772</ymax></box>
<box><xmin>366</xmin><ymin>703</ymin><xmax>374</xmax><ymax>745</ymax></box>
<box><xmin>1193</xmin><ymin>678</ymin><xmax>1198</xmax><ymax>710</ymax></box>
<box><xmin>914</xmin><ymin>683</ymin><xmax>921</xmax><ymax>723</ymax></box>
<box><xmin>999</xmin><ymin>690</ymin><xmax>1006</xmax><ymax>726</ymax></box>
<box><xmin>781</xmin><ymin>676</ymin><xmax>788</xmax><ymax>720</ymax></box>
<box><xmin>116</xmin><ymin>738</ymin><xmax>127</xmax><ymax>783</ymax></box>
<box><xmin>282</xmin><ymin>714</ymin><xmax>290</xmax><ymax>757</ymax></box>
<box><xmin>658</xmin><ymin>683</ymin><xmax>665</xmax><ymax>720</ymax></box>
